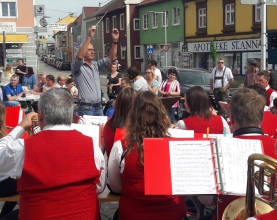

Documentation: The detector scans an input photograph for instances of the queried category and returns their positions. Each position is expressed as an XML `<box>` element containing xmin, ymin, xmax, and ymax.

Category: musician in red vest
<box><xmin>0</xmin><ymin>88</ymin><xmax>106</xmax><ymax>220</ymax></box>
<box><xmin>256</xmin><ymin>70</ymin><xmax>277</xmax><ymax>108</ymax></box>
<box><xmin>247</xmin><ymin>209</ymin><xmax>277</xmax><ymax>220</ymax></box>
<box><xmin>230</xmin><ymin>87</ymin><xmax>277</xmax><ymax>159</ymax></box>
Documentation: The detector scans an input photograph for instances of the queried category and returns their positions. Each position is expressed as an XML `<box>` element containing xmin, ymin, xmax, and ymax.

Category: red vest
<box><xmin>184</xmin><ymin>115</ymin><xmax>223</xmax><ymax>134</ymax></box>
<box><xmin>119</xmin><ymin>141</ymin><xmax>187</xmax><ymax>220</ymax></box>
<box><xmin>266</xmin><ymin>87</ymin><xmax>274</xmax><ymax>106</ymax></box>
<box><xmin>261</xmin><ymin>111</ymin><xmax>277</xmax><ymax>139</ymax></box>
<box><xmin>254</xmin><ymin>209</ymin><xmax>277</xmax><ymax>220</ymax></box>
<box><xmin>18</xmin><ymin>130</ymin><xmax>100</xmax><ymax>220</ymax></box>
<box><xmin>234</xmin><ymin>135</ymin><xmax>277</xmax><ymax>160</ymax></box>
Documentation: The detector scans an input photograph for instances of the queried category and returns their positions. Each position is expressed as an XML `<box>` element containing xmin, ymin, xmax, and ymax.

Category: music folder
<box><xmin>144</xmin><ymin>137</ymin><xmax>263</xmax><ymax>196</ymax></box>
<box><xmin>160</xmin><ymin>96</ymin><xmax>182</xmax><ymax>110</ymax></box>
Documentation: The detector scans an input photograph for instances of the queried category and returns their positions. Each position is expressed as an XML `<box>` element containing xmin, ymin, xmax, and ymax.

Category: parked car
<box><xmin>160</xmin><ymin>67</ymin><xmax>216</xmax><ymax>120</ymax></box>
<box><xmin>41</xmin><ymin>54</ymin><xmax>47</xmax><ymax>61</ymax></box>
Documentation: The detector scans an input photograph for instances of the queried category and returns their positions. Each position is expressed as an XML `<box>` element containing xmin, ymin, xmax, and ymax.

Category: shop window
<box><xmin>1</xmin><ymin>2</ymin><xmax>16</xmax><ymax>17</ymax></box>
<box><xmin>195</xmin><ymin>1</ymin><xmax>207</xmax><ymax>35</ymax></box>
<box><xmin>143</xmin><ymin>14</ymin><xmax>148</xmax><ymax>30</ymax></box>
<box><xmin>152</xmin><ymin>12</ymin><xmax>158</xmax><ymax>29</ymax></box>
<box><xmin>252</xmin><ymin>4</ymin><xmax>261</xmax><ymax>30</ymax></box>
<box><xmin>222</xmin><ymin>0</ymin><xmax>235</xmax><ymax>33</ymax></box>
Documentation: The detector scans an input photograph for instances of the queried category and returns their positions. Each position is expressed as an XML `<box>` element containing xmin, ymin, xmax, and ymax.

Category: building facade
<box><xmin>183</xmin><ymin>0</ymin><xmax>277</xmax><ymax>74</ymax></box>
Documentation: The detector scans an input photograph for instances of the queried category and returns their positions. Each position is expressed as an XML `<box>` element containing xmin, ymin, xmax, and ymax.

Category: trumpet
<box><xmin>222</xmin><ymin>153</ymin><xmax>277</xmax><ymax>220</ymax></box>
<box><xmin>28</xmin><ymin>117</ymin><xmax>40</xmax><ymax>136</ymax></box>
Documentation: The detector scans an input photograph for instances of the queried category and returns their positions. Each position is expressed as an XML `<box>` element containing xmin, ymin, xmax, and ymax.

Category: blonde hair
<box><xmin>3</xmin><ymin>64</ymin><xmax>13</xmax><ymax>78</ymax></box>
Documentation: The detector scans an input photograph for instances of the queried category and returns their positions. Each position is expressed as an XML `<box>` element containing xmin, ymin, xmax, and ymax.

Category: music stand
<box><xmin>160</xmin><ymin>96</ymin><xmax>182</xmax><ymax>110</ymax></box>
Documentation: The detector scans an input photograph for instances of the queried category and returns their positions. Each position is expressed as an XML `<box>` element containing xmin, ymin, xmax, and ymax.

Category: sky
<box><xmin>34</xmin><ymin>0</ymin><xmax>110</xmax><ymax>23</ymax></box>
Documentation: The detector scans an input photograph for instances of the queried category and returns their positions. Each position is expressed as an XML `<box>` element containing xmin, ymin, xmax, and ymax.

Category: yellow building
<box><xmin>183</xmin><ymin>0</ymin><xmax>277</xmax><ymax>74</ymax></box>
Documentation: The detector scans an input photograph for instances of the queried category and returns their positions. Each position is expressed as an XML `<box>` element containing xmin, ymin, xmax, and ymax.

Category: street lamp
<box><xmin>35</xmin><ymin>38</ymin><xmax>40</xmax><ymax>74</ymax></box>
<box><xmin>148</xmin><ymin>10</ymin><xmax>167</xmax><ymax>66</ymax></box>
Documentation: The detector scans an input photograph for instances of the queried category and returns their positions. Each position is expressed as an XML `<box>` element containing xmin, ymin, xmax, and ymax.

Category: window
<box><xmin>172</xmin><ymin>7</ymin><xmax>180</xmax><ymax>26</ymax></box>
<box><xmin>120</xmin><ymin>14</ymin><xmax>124</xmax><ymax>30</ymax></box>
<box><xmin>196</xmin><ymin>1</ymin><xmax>207</xmax><ymax>35</ymax></box>
<box><xmin>162</xmin><ymin>10</ymin><xmax>168</xmax><ymax>27</ymax></box>
<box><xmin>121</xmin><ymin>46</ymin><xmax>126</xmax><ymax>59</ymax></box>
<box><xmin>112</xmin><ymin>16</ymin><xmax>116</xmax><ymax>29</ymax></box>
<box><xmin>134</xmin><ymin>18</ymin><xmax>140</xmax><ymax>30</ymax></box>
<box><xmin>134</xmin><ymin>46</ymin><xmax>141</xmax><ymax>59</ymax></box>
<box><xmin>222</xmin><ymin>0</ymin><xmax>235</xmax><ymax>33</ymax></box>
<box><xmin>97</xmin><ymin>25</ymin><xmax>100</xmax><ymax>38</ymax></box>
<box><xmin>1</xmin><ymin>2</ymin><xmax>16</xmax><ymax>17</ymax></box>
<box><xmin>198</xmin><ymin>8</ymin><xmax>206</xmax><ymax>28</ymax></box>
<box><xmin>143</xmin><ymin>14</ymin><xmax>148</xmax><ymax>30</ymax></box>
<box><xmin>106</xmin><ymin>18</ymin><xmax>109</xmax><ymax>33</ymax></box>
<box><xmin>252</xmin><ymin>4</ymin><xmax>261</xmax><ymax>30</ymax></box>
<box><xmin>225</xmin><ymin>4</ymin><xmax>234</xmax><ymax>25</ymax></box>
<box><xmin>255</xmin><ymin>4</ymin><xmax>261</xmax><ymax>22</ymax></box>
<box><xmin>152</xmin><ymin>13</ymin><xmax>158</xmax><ymax>29</ymax></box>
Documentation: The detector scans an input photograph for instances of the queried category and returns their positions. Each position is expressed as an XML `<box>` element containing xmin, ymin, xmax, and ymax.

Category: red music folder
<box><xmin>144</xmin><ymin>137</ymin><xmax>263</xmax><ymax>196</ymax></box>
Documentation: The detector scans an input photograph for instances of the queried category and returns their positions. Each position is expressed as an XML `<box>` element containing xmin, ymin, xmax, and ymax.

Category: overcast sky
<box><xmin>34</xmin><ymin>0</ymin><xmax>109</xmax><ymax>23</ymax></box>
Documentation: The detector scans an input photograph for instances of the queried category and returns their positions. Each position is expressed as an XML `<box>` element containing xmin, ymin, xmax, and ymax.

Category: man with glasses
<box><xmin>3</xmin><ymin>74</ymin><xmax>24</xmax><ymax>107</ymax></box>
<box><xmin>72</xmin><ymin>25</ymin><xmax>119</xmax><ymax>116</ymax></box>
<box><xmin>210</xmin><ymin>58</ymin><xmax>234</xmax><ymax>115</ymax></box>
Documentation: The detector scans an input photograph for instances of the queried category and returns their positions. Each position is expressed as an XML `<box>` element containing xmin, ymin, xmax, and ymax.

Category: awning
<box><xmin>0</xmin><ymin>34</ymin><xmax>28</xmax><ymax>43</ymax></box>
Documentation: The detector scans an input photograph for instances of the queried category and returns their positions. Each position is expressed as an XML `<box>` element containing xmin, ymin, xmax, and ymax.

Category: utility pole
<box><xmin>2</xmin><ymin>31</ymin><xmax>6</xmax><ymax>71</ymax></box>
<box><xmin>260</xmin><ymin>0</ymin><xmax>267</xmax><ymax>70</ymax></box>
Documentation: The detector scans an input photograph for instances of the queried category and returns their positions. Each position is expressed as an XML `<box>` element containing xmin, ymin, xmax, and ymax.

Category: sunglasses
<box><xmin>218</xmin><ymin>62</ymin><xmax>224</xmax><ymax>64</ymax></box>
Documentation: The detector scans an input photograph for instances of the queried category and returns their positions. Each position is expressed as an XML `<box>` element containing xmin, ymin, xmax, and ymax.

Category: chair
<box><xmin>5</xmin><ymin>106</ymin><xmax>23</xmax><ymax>127</ymax></box>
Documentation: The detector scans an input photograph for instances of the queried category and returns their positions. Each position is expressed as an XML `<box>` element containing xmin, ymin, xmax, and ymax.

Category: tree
<box><xmin>210</xmin><ymin>41</ymin><xmax>217</xmax><ymax>67</ymax></box>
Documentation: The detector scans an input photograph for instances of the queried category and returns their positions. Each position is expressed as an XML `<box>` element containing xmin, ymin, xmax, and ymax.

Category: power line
<box><xmin>45</xmin><ymin>8</ymin><xmax>80</xmax><ymax>14</ymax></box>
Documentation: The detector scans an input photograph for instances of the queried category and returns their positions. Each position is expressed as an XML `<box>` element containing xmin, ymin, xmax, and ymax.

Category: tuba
<box><xmin>222</xmin><ymin>153</ymin><xmax>277</xmax><ymax>220</ymax></box>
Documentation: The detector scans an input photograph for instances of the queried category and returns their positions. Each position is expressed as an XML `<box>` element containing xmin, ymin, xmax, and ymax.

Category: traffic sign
<box><xmin>241</xmin><ymin>0</ymin><xmax>277</xmax><ymax>5</ymax></box>
<box><xmin>34</xmin><ymin>5</ymin><xmax>45</xmax><ymax>17</ymax></box>
<box><xmin>34</xmin><ymin>27</ymin><xmax>48</xmax><ymax>33</ymax></box>
<box><xmin>162</xmin><ymin>44</ymin><xmax>170</xmax><ymax>52</ymax></box>
<box><xmin>147</xmin><ymin>48</ymin><xmax>154</xmax><ymax>54</ymax></box>
<box><xmin>6</xmin><ymin>53</ymin><xmax>26</xmax><ymax>58</ymax></box>
<box><xmin>48</xmin><ymin>23</ymin><xmax>67</xmax><ymax>31</ymax></box>
<box><xmin>6</xmin><ymin>49</ymin><xmax>26</xmax><ymax>54</ymax></box>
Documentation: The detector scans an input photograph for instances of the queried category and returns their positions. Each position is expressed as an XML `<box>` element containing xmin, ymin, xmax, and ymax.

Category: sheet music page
<box><xmin>218</xmin><ymin>137</ymin><xmax>262</xmax><ymax>195</ymax></box>
<box><xmin>81</xmin><ymin>115</ymin><xmax>108</xmax><ymax>125</ymax></box>
<box><xmin>169</xmin><ymin>140</ymin><xmax>217</xmax><ymax>195</ymax></box>
<box><xmin>71</xmin><ymin>123</ymin><xmax>100</xmax><ymax>147</ymax></box>
<box><xmin>168</xmin><ymin>128</ymin><xmax>194</xmax><ymax>138</ymax></box>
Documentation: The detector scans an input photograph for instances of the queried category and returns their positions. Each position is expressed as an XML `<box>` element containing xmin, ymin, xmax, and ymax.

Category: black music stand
<box><xmin>160</xmin><ymin>96</ymin><xmax>182</xmax><ymax>111</ymax></box>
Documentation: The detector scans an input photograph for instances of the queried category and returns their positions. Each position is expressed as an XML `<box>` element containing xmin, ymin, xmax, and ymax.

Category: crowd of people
<box><xmin>0</xmin><ymin>25</ymin><xmax>276</xmax><ymax>220</ymax></box>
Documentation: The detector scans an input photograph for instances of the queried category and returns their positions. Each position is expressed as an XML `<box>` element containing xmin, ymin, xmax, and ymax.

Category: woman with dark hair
<box><xmin>0</xmin><ymin>101</ymin><xmax>18</xmax><ymax>219</ymax></box>
<box><xmin>106</xmin><ymin>62</ymin><xmax>122</xmax><ymax>99</ymax></box>
<box><xmin>103</xmin><ymin>87</ymin><xmax>137</xmax><ymax>157</ymax></box>
<box><xmin>159</xmin><ymin>68</ymin><xmax>180</xmax><ymax>124</ymax></box>
<box><xmin>176</xmin><ymin>86</ymin><xmax>230</xmax><ymax>134</ymax></box>
<box><xmin>127</xmin><ymin>66</ymin><xmax>148</xmax><ymax>92</ymax></box>
<box><xmin>42</xmin><ymin>74</ymin><xmax>56</xmax><ymax>92</ymax></box>
<box><xmin>66</xmin><ymin>78</ymin><xmax>78</xmax><ymax>98</ymax></box>
<box><xmin>23</xmin><ymin>67</ymin><xmax>36</xmax><ymax>89</ymax></box>
<box><xmin>108</xmin><ymin>91</ymin><xmax>187</xmax><ymax>220</ymax></box>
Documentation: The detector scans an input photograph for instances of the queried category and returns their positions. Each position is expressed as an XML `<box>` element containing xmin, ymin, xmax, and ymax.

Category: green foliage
<box><xmin>210</xmin><ymin>41</ymin><xmax>217</xmax><ymax>67</ymax></box>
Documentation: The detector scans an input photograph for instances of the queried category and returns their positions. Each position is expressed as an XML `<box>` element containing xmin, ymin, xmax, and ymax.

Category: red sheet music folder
<box><xmin>144</xmin><ymin>138</ymin><xmax>213</xmax><ymax>195</ymax></box>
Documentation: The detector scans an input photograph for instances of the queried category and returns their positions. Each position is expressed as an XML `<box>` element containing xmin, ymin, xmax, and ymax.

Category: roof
<box><xmin>75</xmin><ymin>13</ymin><xmax>82</xmax><ymax>26</ymax></box>
<box><xmin>56</xmin><ymin>14</ymin><xmax>77</xmax><ymax>25</ymax></box>
<box><xmin>138</xmin><ymin>0</ymin><xmax>167</xmax><ymax>7</ymax></box>
<box><xmin>83</xmin><ymin>7</ymin><xmax>99</xmax><ymax>18</ymax></box>
<box><xmin>86</xmin><ymin>0</ymin><xmax>125</xmax><ymax>19</ymax></box>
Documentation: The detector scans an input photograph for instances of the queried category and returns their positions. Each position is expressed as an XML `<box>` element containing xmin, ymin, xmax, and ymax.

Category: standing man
<box><xmin>56</xmin><ymin>75</ymin><xmax>66</xmax><ymax>88</ymax></box>
<box><xmin>3</xmin><ymin>74</ymin><xmax>24</xmax><ymax>107</ymax></box>
<box><xmin>256</xmin><ymin>70</ymin><xmax>277</xmax><ymax>108</ymax></box>
<box><xmin>72</xmin><ymin>25</ymin><xmax>119</xmax><ymax>116</ymax></box>
<box><xmin>268</xmin><ymin>69</ymin><xmax>277</xmax><ymax>91</ymax></box>
<box><xmin>0</xmin><ymin>88</ymin><xmax>105</xmax><ymax>220</ymax></box>
<box><xmin>209</xmin><ymin>58</ymin><xmax>234</xmax><ymax>115</ymax></box>
<box><xmin>16</xmin><ymin>59</ymin><xmax>27</xmax><ymax>85</ymax></box>
<box><xmin>148</xmin><ymin>60</ymin><xmax>162</xmax><ymax>87</ymax></box>
<box><xmin>244</xmin><ymin>59</ymin><xmax>259</xmax><ymax>87</ymax></box>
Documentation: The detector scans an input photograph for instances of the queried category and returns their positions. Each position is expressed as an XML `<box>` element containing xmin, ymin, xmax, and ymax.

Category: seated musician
<box><xmin>3</xmin><ymin>74</ymin><xmax>24</xmax><ymax>107</ymax></box>
<box><xmin>108</xmin><ymin>91</ymin><xmax>187</xmax><ymax>220</ymax></box>
<box><xmin>0</xmin><ymin>88</ymin><xmax>106</xmax><ymax>220</ymax></box>
<box><xmin>231</xmin><ymin>87</ymin><xmax>277</xmax><ymax>159</ymax></box>
<box><xmin>103</xmin><ymin>87</ymin><xmax>137</xmax><ymax>157</ymax></box>
<box><xmin>247</xmin><ymin>209</ymin><xmax>277</xmax><ymax>220</ymax></box>
<box><xmin>176</xmin><ymin>86</ymin><xmax>230</xmax><ymax>134</ymax></box>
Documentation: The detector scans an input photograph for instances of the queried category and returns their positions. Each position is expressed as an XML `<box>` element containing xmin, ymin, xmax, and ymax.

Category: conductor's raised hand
<box><xmin>111</xmin><ymin>28</ymin><xmax>119</xmax><ymax>42</ymax></box>
<box><xmin>19</xmin><ymin>112</ymin><xmax>38</xmax><ymax>131</ymax></box>
<box><xmin>88</xmin><ymin>25</ymin><xmax>96</xmax><ymax>38</ymax></box>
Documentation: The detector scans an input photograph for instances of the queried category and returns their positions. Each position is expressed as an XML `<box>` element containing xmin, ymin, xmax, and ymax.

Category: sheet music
<box><xmin>168</xmin><ymin>128</ymin><xmax>194</xmax><ymax>138</ymax></box>
<box><xmin>169</xmin><ymin>140</ymin><xmax>217</xmax><ymax>195</ymax></box>
<box><xmin>81</xmin><ymin>115</ymin><xmax>108</xmax><ymax>125</ymax></box>
<box><xmin>71</xmin><ymin>123</ymin><xmax>100</xmax><ymax>147</ymax></box>
<box><xmin>218</xmin><ymin>137</ymin><xmax>263</xmax><ymax>195</ymax></box>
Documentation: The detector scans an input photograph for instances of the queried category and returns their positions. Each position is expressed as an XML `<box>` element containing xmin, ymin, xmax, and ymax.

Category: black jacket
<box><xmin>269</xmin><ymin>70</ymin><xmax>277</xmax><ymax>91</ymax></box>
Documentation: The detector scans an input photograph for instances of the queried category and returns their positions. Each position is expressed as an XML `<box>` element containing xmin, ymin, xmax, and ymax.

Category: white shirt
<box><xmin>132</xmin><ymin>77</ymin><xmax>149</xmax><ymax>92</ymax></box>
<box><xmin>176</xmin><ymin>116</ymin><xmax>231</xmax><ymax>134</ymax></box>
<box><xmin>246</xmin><ymin>218</ymin><xmax>256</xmax><ymax>220</ymax></box>
<box><xmin>154</xmin><ymin>68</ymin><xmax>162</xmax><ymax>87</ymax></box>
<box><xmin>56</xmin><ymin>84</ymin><xmax>66</xmax><ymax>88</ymax></box>
<box><xmin>210</xmin><ymin>66</ymin><xmax>233</xmax><ymax>88</ymax></box>
<box><xmin>0</xmin><ymin>125</ymin><xmax>106</xmax><ymax>193</ymax></box>
<box><xmin>265</xmin><ymin>85</ymin><xmax>277</xmax><ymax>108</ymax></box>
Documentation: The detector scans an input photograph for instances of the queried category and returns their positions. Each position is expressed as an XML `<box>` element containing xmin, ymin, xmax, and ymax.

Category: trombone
<box><xmin>222</xmin><ymin>153</ymin><xmax>277</xmax><ymax>220</ymax></box>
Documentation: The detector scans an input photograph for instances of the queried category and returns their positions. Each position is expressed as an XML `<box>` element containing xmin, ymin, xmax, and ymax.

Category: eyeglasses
<box><xmin>218</xmin><ymin>62</ymin><xmax>224</xmax><ymax>64</ymax></box>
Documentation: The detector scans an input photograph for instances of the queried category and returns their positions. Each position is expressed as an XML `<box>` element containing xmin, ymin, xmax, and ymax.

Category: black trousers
<box><xmin>0</xmin><ymin>177</ymin><xmax>18</xmax><ymax>219</ymax></box>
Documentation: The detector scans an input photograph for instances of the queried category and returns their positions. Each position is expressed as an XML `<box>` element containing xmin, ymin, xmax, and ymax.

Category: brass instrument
<box><xmin>6</xmin><ymin>118</ymin><xmax>40</xmax><ymax>136</ymax></box>
<box><xmin>222</xmin><ymin>153</ymin><xmax>277</xmax><ymax>220</ymax></box>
